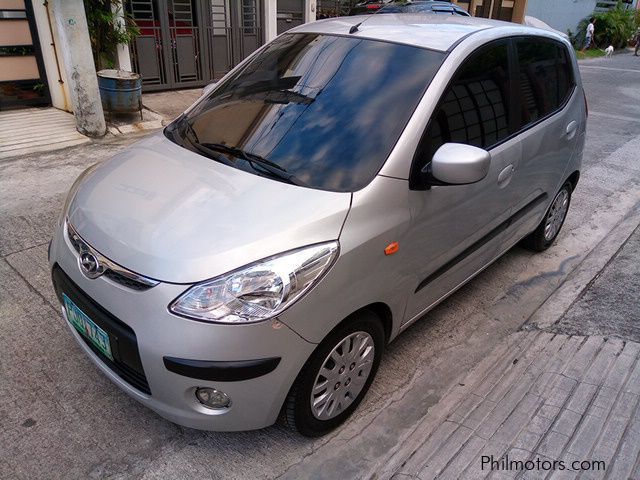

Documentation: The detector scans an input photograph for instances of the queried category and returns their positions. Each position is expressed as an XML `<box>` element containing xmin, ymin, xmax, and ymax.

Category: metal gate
<box><xmin>277</xmin><ymin>0</ymin><xmax>303</xmax><ymax>34</ymax></box>
<box><xmin>127</xmin><ymin>0</ymin><xmax>263</xmax><ymax>92</ymax></box>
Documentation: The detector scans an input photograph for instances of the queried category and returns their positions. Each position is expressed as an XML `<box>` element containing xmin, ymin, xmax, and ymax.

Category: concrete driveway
<box><xmin>1</xmin><ymin>53</ymin><xmax>640</xmax><ymax>479</ymax></box>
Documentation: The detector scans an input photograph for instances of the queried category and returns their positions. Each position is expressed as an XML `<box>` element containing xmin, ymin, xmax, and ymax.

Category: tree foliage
<box><xmin>83</xmin><ymin>0</ymin><xmax>139</xmax><ymax>70</ymax></box>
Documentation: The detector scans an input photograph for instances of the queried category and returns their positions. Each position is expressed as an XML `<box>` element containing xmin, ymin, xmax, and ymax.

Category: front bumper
<box><xmin>49</xmin><ymin>222</ymin><xmax>316</xmax><ymax>431</ymax></box>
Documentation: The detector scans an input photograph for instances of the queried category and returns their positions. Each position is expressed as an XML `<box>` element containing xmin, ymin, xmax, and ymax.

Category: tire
<box><xmin>522</xmin><ymin>182</ymin><xmax>572</xmax><ymax>252</ymax></box>
<box><xmin>282</xmin><ymin>310</ymin><xmax>384</xmax><ymax>437</ymax></box>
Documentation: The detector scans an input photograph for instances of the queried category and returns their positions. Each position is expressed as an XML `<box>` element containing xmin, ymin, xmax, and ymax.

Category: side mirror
<box><xmin>201</xmin><ymin>82</ymin><xmax>217</xmax><ymax>97</ymax></box>
<box><xmin>422</xmin><ymin>143</ymin><xmax>491</xmax><ymax>186</ymax></box>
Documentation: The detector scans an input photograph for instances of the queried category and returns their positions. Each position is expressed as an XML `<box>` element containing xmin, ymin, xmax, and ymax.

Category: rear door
<box><xmin>501</xmin><ymin>37</ymin><xmax>581</xmax><ymax>248</ymax></box>
<box><xmin>403</xmin><ymin>39</ymin><xmax>522</xmax><ymax>323</ymax></box>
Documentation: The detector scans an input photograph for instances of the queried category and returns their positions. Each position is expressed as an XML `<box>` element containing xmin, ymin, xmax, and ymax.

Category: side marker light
<box><xmin>384</xmin><ymin>242</ymin><xmax>399</xmax><ymax>256</ymax></box>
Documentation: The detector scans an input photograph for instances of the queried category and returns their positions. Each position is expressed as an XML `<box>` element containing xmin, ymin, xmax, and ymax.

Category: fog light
<box><xmin>195</xmin><ymin>387</ymin><xmax>231</xmax><ymax>409</ymax></box>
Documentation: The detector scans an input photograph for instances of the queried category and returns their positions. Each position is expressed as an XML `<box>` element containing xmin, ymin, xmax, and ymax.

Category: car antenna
<box><xmin>349</xmin><ymin>22</ymin><xmax>363</xmax><ymax>34</ymax></box>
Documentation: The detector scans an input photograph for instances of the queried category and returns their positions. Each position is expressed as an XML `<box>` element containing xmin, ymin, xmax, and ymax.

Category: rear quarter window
<box><xmin>516</xmin><ymin>37</ymin><xmax>575</xmax><ymax>129</ymax></box>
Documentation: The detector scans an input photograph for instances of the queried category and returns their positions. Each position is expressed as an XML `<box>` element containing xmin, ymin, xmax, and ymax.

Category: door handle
<box><xmin>497</xmin><ymin>164</ymin><xmax>514</xmax><ymax>188</ymax></box>
<box><xmin>566</xmin><ymin>121</ymin><xmax>577</xmax><ymax>140</ymax></box>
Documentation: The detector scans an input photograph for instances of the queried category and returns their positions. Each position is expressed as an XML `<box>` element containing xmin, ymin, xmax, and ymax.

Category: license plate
<box><xmin>63</xmin><ymin>293</ymin><xmax>114</xmax><ymax>361</ymax></box>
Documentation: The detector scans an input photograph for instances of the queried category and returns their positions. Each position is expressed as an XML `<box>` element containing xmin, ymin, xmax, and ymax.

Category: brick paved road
<box><xmin>385</xmin><ymin>225</ymin><xmax>640</xmax><ymax>480</ymax></box>
<box><xmin>390</xmin><ymin>332</ymin><xmax>640</xmax><ymax>480</ymax></box>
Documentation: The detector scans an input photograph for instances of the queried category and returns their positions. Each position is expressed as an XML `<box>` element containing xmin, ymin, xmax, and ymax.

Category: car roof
<box><xmin>289</xmin><ymin>14</ymin><xmax>524</xmax><ymax>52</ymax></box>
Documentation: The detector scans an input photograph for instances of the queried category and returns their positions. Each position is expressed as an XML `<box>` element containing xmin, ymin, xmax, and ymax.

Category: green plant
<box><xmin>573</xmin><ymin>1</ymin><xmax>639</xmax><ymax>49</ymax></box>
<box><xmin>83</xmin><ymin>0</ymin><xmax>139</xmax><ymax>71</ymax></box>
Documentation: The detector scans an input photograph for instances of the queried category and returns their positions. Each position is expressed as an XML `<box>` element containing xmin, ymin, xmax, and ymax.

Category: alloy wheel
<box><xmin>544</xmin><ymin>188</ymin><xmax>570</xmax><ymax>241</ymax></box>
<box><xmin>310</xmin><ymin>331</ymin><xmax>375</xmax><ymax>421</ymax></box>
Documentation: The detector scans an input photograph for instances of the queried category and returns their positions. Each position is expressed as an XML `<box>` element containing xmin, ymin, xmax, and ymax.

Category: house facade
<box><xmin>0</xmin><ymin>0</ymin><xmax>317</xmax><ymax>112</ymax></box>
<box><xmin>3</xmin><ymin>0</ymin><xmax>639</xmax><ymax>113</ymax></box>
<box><xmin>0</xmin><ymin>0</ymin><xmax>54</xmax><ymax>110</ymax></box>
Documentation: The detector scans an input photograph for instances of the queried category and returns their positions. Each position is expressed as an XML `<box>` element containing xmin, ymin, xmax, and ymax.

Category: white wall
<box><xmin>30</xmin><ymin>0</ymin><xmax>72</xmax><ymax>112</ymax></box>
<box><xmin>264</xmin><ymin>0</ymin><xmax>316</xmax><ymax>42</ymax></box>
<box><xmin>305</xmin><ymin>0</ymin><xmax>317</xmax><ymax>23</ymax></box>
<box><xmin>264</xmin><ymin>0</ymin><xmax>278</xmax><ymax>41</ymax></box>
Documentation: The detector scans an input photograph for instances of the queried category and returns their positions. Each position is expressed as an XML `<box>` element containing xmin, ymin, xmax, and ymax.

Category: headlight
<box><xmin>169</xmin><ymin>242</ymin><xmax>339</xmax><ymax>323</ymax></box>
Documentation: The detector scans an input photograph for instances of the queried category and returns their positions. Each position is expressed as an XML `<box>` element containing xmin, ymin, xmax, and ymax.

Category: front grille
<box><xmin>52</xmin><ymin>265</ymin><xmax>152</xmax><ymax>395</ymax></box>
<box><xmin>66</xmin><ymin>220</ymin><xmax>158</xmax><ymax>292</ymax></box>
<box><xmin>103</xmin><ymin>270</ymin><xmax>155</xmax><ymax>291</ymax></box>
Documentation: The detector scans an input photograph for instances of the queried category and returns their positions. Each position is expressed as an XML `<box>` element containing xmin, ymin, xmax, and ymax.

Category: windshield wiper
<box><xmin>175</xmin><ymin>119</ymin><xmax>236</xmax><ymax>167</ymax></box>
<box><xmin>199</xmin><ymin>142</ymin><xmax>308</xmax><ymax>187</ymax></box>
<box><xmin>179</xmin><ymin>115</ymin><xmax>199</xmax><ymax>143</ymax></box>
<box><xmin>174</xmin><ymin>119</ymin><xmax>307</xmax><ymax>187</ymax></box>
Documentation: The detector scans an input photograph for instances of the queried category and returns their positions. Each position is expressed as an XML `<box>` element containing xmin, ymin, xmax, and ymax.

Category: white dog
<box><xmin>604</xmin><ymin>45</ymin><xmax>614</xmax><ymax>58</ymax></box>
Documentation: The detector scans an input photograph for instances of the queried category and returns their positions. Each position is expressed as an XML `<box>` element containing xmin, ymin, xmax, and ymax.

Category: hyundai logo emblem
<box><xmin>79</xmin><ymin>251</ymin><xmax>101</xmax><ymax>279</ymax></box>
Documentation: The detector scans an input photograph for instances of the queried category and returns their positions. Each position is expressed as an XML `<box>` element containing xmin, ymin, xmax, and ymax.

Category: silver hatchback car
<box><xmin>50</xmin><ymin>15</ymin><xmax>586</xmax><ymax>436</ymax></box>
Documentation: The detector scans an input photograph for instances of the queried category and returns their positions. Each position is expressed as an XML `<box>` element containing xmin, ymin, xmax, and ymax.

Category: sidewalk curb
<box><xmin>527</xmin><ymin>200</ymin><xmax>640</xmax><ymax>331</ymax></box>
<box><xmin>106</xmin><ymin>108</ymin><xmax>164</xmax><ymax>136</ymax></box>
<box><xmin>373</xmin><ymin>200</ymin><xmax>640</xmax><ymax>480</ymax></box>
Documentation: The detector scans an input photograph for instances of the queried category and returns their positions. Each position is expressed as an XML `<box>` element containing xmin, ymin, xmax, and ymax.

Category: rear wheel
<box><xmin>522</xmin><ymin>182</ymin><xmax>572</xmax><ymax>252</ymax></box>
<box><xmin>282</xmin><ymin>310</ymin><xmax>384</xmax><ymax>437</ymax></box>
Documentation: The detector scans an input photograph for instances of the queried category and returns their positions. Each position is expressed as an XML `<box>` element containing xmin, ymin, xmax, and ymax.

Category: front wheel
<box><xmin>522</xmin><ymin>182</ymin><xmax>572</xmax><ymax>252</ymax></box>
<box><xmin>282</xmin><ymin>311</ymin><xmax>384</xmax><ymax>437</ymax></box>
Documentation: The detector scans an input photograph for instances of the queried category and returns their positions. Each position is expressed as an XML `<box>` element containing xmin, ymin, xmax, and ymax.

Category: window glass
<box><xmin>557</xmin><ymin>45</ymin><xmax>574</xmax><ymax>105</ymax></box>
<box><xmin>417</xmin><ymin>41</ymin><xmax>510</xmax><ymax>168</ymax></box>
<box><xmin>516</xmin><ymin>39</ymin><xmax>574</xmax><ymax>128</ymax></box>
<box><xmin>167</xmin><ymin>33</ymin><xmax>445</xmax><ymax>192</ymax></box>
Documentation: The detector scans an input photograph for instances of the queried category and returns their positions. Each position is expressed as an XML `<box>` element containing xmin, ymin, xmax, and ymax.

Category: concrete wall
<box><xmin>30</xmin><ymin>0</ymin><xmax>72</xmax><ymax>112</ymax></box>
<box><xmin>51</xmin><ymin>0</ymin><xmax>105</xmax><ymax>136</ymax></box>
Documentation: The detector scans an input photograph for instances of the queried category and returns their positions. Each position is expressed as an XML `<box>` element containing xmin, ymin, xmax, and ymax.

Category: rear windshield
<box><xmin>166</xmin><ymin>33</ymin><xmax>444</xmax><ymax>192</ymax></box>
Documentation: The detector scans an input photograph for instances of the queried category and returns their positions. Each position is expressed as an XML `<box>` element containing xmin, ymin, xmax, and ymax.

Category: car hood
<box><xmin>67</xmin><ymin>134</ymin><xmax>352</xmax><ymax>284</ymax></box>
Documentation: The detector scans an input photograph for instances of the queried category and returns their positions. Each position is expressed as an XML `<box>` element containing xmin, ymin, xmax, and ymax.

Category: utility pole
<box><xmin>51</xmin><ymin>0</ymin><xmax>106</xmax><ymax>137</ymax></box>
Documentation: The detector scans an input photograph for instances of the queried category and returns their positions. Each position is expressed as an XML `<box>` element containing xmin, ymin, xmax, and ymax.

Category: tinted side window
<box><xmin>416</xmin><ymin>41</ymin><xmax>511</xmax><ymax>171</ymax></box>
<box><xmin>516</xmin><ymin>39</ymin><xmax>574</xmax><ymax>128</ymax></box>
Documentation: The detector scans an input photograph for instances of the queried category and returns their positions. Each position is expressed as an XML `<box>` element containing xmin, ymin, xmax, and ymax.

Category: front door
<box><xmin>127</xmin><ymin>0</ymin><xmax>206</xmax><ymax>91</ymax></box>
<box><xmin>403</xmin><ymin>40</ymin><xmax>520</xmax><ymax>323</ymax></box>
<box><xmin>277</xmin><ymin>0</ymin><xmax>304</xmax><ymax>34</ymax></box>
<box><xmin>206</xmin><ymin>0</ymin><xmax>263</xmax><ymax>78</ymax></box>
<box><xmin>128</xmin><ymin>0</ymin><xmax>264</xmax><ymax>91</ymax></box>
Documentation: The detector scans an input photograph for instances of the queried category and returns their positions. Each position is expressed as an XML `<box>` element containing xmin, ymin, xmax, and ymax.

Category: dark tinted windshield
<box><xmin>167</xmin><ymin>33</ymin><xmax>444</xmax><ymax>192</ymax></box>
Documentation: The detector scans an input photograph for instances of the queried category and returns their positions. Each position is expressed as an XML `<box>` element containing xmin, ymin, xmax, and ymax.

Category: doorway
<box><xmin>127</xmin><ymin>0</ymin><xmax>264</xmax><ymax>91</ymax></box>
<box><xmin>277</xmin><ymin>0</ymin><xmax>304</xmax><ymax>35</ymax></box>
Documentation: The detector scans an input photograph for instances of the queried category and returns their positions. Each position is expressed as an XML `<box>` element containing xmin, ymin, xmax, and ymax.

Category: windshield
<box><xmin>166</xmin><ymin>33</ymin><xmax>444</xmax><ymax>192</ymax></box>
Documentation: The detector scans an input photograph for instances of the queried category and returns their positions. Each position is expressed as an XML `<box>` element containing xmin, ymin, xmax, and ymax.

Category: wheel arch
<box><xmin>566</xmin><ymin>170</ymin><xmax>580</xmax><ymax>191</ymax></box>
<box><xmin>279</xmin><ymin>302</ymin><xmax>392</xmax><ymax>433</ymax></box>
<box><xmin>310</xmin><ymin>302</ymin><xmax>394</xmax><ymax>347</ymax></box>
